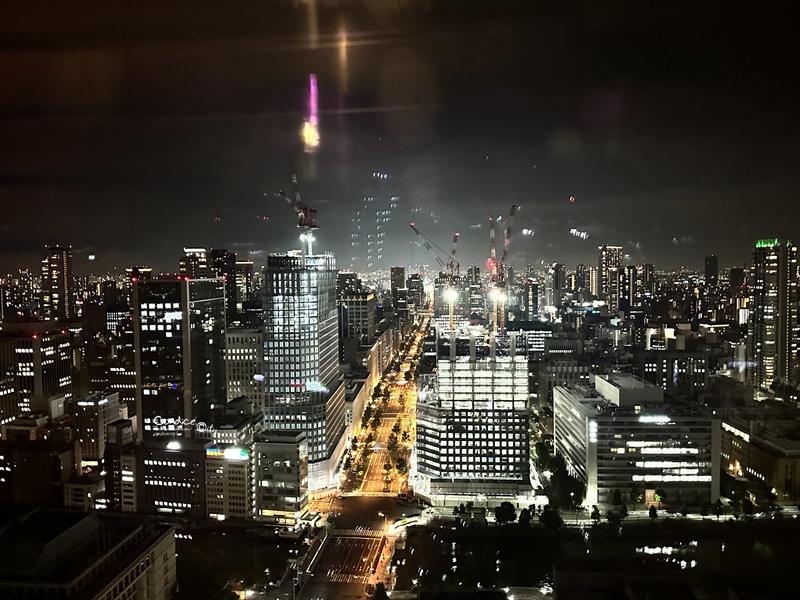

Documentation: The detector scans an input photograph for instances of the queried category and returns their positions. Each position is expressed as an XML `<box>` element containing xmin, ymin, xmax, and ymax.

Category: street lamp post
<box><xmin>570</xmin><ymin>492</ymin><xmax>576</xmax><ymax>525</ymax></box>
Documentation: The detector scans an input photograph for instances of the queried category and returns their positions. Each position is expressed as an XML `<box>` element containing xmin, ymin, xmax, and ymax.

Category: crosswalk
<box><xmin>332</xmin><ymin>528</ymin><xmax>384</xmax><ymax>538</ymax></box>
<box><xmin>322</xmin><ymin>572</ymin><xmax>370</xmax><ymax>583</ymax></box>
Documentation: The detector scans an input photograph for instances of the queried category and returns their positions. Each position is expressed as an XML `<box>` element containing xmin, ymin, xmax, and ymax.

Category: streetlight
<box><xmin>570</xmin><ymin>492</ymin><xmax>576</xmax><ymax>525</ymax></box>
<box><xmin>378</xmin><ymin>511</ymin><xmax>388</xmax><ymax>530</ymax></box>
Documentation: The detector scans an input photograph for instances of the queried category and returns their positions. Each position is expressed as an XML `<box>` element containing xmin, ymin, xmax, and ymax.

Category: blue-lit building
<box><xmin>263</xmin><ymin>252</ymin><xmax>346</xmax><ymax>490</ymax></box>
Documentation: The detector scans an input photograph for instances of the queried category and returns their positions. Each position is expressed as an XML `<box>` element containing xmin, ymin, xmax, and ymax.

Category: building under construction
<box><xmin>411</xmin><ymin>327</ymin><xmax>533</xmax><ymax>505</ymax></box>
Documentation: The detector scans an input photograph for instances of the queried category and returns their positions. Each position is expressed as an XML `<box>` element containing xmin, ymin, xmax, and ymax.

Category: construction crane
<box><xmin>272</xmin><ymin>166</ymin><xmax>318</xmax><ymax>256</ymax></box>
<box><xmin>410</xmin><ymin>224</ymin><xmax>461</xmax><ymax>331</ymax></box>
<box><xmin>488</xmin><ymin>205</ymin><xmax>517</xmax><ymax>335</ymax></box>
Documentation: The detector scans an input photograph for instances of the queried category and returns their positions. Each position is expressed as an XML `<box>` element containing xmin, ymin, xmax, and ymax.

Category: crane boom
<box><xmin>272</xmin><ymin>167</ymin><xmax>318</xmax><ymax>256</ymax></box>
<box><xmin>410</xmin><ymin>224</ymin><xmax>453</xmax><ymax>273</ymax></box>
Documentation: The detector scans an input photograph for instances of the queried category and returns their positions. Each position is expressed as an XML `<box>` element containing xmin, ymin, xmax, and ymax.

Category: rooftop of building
<box><xmin>0</xmin><ymin>508</ymin><xmax>172</xmax><ymax>590</ymax></box>
<box><xmin>556</xmin><ymin>377</ymin><xmax>709</xmax><ymax>420</ymax></box>
<box><xmin>207</xmin><ymin>411</ymin><xmax>256</xmax><ymax>431</ymax></box>
<box><xmin>254</xmin><ymin>430</ymin><xmax>306</xmax><ymax>444</ymax></box>
<box><xmin>598</xmin><ymin>372</ymin><xmax>654</xmax><ymax>390</ymax></box>
<box><xmin>723</xmin><ymin>403</ymin><xmax>800</xmax><ymax>454</ymax></box>
<box><xmin>0</xmin><ymin>321</ymin><xmax>71</xmax><ymax>337</ymax></box>
<box><xmin>142</xmin><ymin>436</ymin><xmax>211</xmax><ymax>451</ymax></box>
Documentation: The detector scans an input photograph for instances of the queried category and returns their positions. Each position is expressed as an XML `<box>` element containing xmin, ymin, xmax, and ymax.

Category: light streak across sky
<box><xmin>302</xmin><ymin>73</ymin><xmax>320</xmax><ymax>153</ymax></box>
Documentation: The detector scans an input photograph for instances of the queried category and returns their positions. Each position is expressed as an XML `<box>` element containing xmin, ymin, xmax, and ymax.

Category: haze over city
<box><xmin>1</xmin><ymin>1</ymin><xmax>798</xmax><ymax>274</ymax></box>
<box><xmin>1</xmin><ymin>3</ymin><xmax>799</xmax><ymax>600</ymax></box>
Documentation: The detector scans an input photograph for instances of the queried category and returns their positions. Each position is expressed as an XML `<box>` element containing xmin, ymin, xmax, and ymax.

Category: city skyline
<box><xmin>1</xmin><ymin>2</ymin><xmax>798</xmax><ymax>274</ymax></box>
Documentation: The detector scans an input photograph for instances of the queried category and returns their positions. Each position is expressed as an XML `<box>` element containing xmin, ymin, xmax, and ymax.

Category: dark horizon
<box><xmin>1</xmin><ymin>1</ymin><xmax>798</xmax><ymax>275</ymax></box>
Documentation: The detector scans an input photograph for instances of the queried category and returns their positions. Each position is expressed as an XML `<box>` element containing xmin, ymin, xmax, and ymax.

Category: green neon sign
<box><xmin>755</xmin><ymin>238</ymin><xmax>779</xmax><ymax>248</ymax></box>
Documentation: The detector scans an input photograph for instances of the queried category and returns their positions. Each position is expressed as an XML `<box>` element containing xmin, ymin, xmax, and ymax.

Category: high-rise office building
<box><xmin>0</xmin><ymin>323</ymin><xmax>72</xmax><ymax>415</ymax></box>
<box><xmin>178</xmin><ymin>248</ymin><xmax>210</xmax><ymax>279</ymax></box>
<box><xmin>251</xmin><ymin>431</ymin><xmax>309</xmax><ymax>525</ymax></box>
<box><xmin>575</xmin><ymin>264</ymin><xmax>589</xmax><ymax>293</ymax></box>
<box><xmin>0</xmin><ymin>509</ymin><xmax>177</xmax><ymax>600</ymax></box>
<box><xmin>263</xmin><ymin>252</ymin><xmax>346</xmax><ymax>490</ymax></box>
<box><xmin>545</xmin><ymin>263</ymin><xmax>565</xmax><ymax>308</ymax></box>
<box><xmin>133</xmin><ymin>278</ymin><xmax>226</xmax><ymax>440</ymax></box>
<box><xmin>235</xmin><ymin>260</ymin><xmax>255</xmax><ymax>311</ymax></box>
<box><xmin>729</xmin><ymin>267</ymin><xmax>746</xmax><ymax>291</ymax></box>
<box><xmin>589</xmin><ymin>266</ymin><xmax>599</xmax><ymax>298</ymax></box>
<box><xmin>622</xmin><ymin>265</ymin><xmax>637</xmax><ymax>311</ymax></box>
<box><xmin>433</xmin><ymin>275</ymin><xmax>467</xmax><ymax>325</ymax></box>
<box><xmin>41</xmin><ymin>245</ymin><xmax>74</xmax><ymax>321</ymax></box>
<box><xmin>390</xmin><ymin>266</ymin><xmax>406</xmax><ymax>301</ymax></box>
<box><xmin>406</xmin><ymin>273</ymin><xmax>424</xmax><ymax>309</ymax></box>
<box><xmin>522</xmin><ymin>280</ymin><xmax>538</xmax><ymax>321</ymax></box>
<box><xmin>636</xmin><ymin>263</ymin><xmax>655</xmax><ymax>304</ymax></box>
<box><xmin>466</xmin><ymin>265</ymin><xmax>484</xmax><ymax>318</ymax></box>
<box><xmin>705</xmin><ymin>254</ymin><xmax>719</xmax><ymax>287</ymax></box>
<box><xmin>748</xmin><ymin>238</ymin><xmax>798</xmax><ymax>389</ymax></box>
<box><xmin>336</xmin><ymin>272</ymin><xmax>361</xmax><ymax>296</ymax></box>
<box><xmin>210</xmin><ymin>248</ymin><xmax>237</xmax><ymax>324</ymax></box>
<box><xmin>74</xmin><ymin>391</ymin><xmax>123</xmax><ymax>466</ymax></box>
<box><xmin>413</xmin><ymin>329</ymin><xmax>532</xmax><ymax>503</ymax></box>
<box><xmin>205</xmin><ymin>443</ymin><xmax>252</xmax><ymax>521</ymax></box>
<box><xmin>225</xmin><ymin>328</ymin><xmax>265</xmax><ymax>409</ymax></box>
<box><xmin>597</xmin><ymin>245</ymin><xmax>623</xmax><ymax>300</ymax></box>
<box><xmin>338</xmin><ymin>290</ymin><xmax>377</xmax><ymax>364</ymax></box>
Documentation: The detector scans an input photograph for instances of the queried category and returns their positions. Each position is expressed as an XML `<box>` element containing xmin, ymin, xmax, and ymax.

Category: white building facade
<box><xmin>263</xmin><ymin>252</ymin><xmax>346</xmax><ymax>490</ymax></box>
<box><xmin>412</xmin><ymin>329</ymin><xmax>532</xmax><ymax>505</ymax></box>
<box><xmin>554</xmin><ymin>373</ymin><xmax>720</xmax><ymax>506</ymax></box>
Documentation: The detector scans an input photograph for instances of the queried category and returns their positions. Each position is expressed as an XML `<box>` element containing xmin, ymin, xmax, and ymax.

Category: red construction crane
<box><xmin>489</xmin><ymin>204</ymin><xmax>517</xmax><ymax>335</ymax></box>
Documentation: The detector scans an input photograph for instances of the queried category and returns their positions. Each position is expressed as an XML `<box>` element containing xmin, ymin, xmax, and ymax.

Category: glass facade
<box><xmin>748</xmin><ymin>239</ymin><xmax>798</xmax><ymax>388</ymax></box>
<box><xmin>134</xmin><ymin>279</ymin><xmax>226</xmax><ymax>439</ymax></box>
<box><xmin>263</xmin><ymin>252</ymin><xmax>345</xmax><ymax>489</ymax></box>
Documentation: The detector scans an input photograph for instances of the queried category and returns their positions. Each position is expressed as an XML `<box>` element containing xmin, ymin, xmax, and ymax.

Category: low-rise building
<box><xmin>554</xmin><ymin>373</ymin><xmax>720</xmax><ymax>506</ymax></box>
<box><xmin>252</xmin><ymin>431</ymin><xmax>309</xmax><ymax>525</ymax></box>
<box><xmin>720</xmin><ymin>403</ymin><xmax>800</xmax><ymax>499</ymax></box>
<box><xmin>205</xmin><ymin>444</ymin><xmax>252</xmax><ymax>521</ymax></box>
<box><xmin>0</xmin><ymin>508</ymin><xmax>176</xmax><ymax>600</ymax></box>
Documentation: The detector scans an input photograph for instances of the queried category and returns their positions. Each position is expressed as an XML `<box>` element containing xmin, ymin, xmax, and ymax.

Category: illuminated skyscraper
<box><xmin>178</xmin><ymin>248</ymin><xmax>210</xmax><ymax>279</ymax></box>
<box><xmin>748</xmin><ymin>238</ymin><xmax>798</xmax><ymax>389</ymax></box>
<box><xmin>597</xmin><ymin>244</ymin><xmax>623</xmax><ymax>301</ymax></box>
<box><xmin>41</xmin><ymin>245</ymin><xmax>74</xmax><ymax>321</ymax></box>
<box><xmin>133</xmin><ymin>278</ymin><xmax>226</xmax><ymax>440</ymax></box>
<box><xmin>234</xmin><ymin>260</ymin><xmax>254</xmax><ymax>312</ymax></box>
<box><xmin>263</xmin><ymin>251</ymin><xmax>346</xmax><ymax>490</ymax></box>
<box><xmin>210</xmin><ymin>248</ymin><xmax>237</xmax><ymax>324</ymax></box>
<box><xmin>545</xmin><ymin>263</ymin><xmax>565</xmax><ymax>308</ymax></box>
<box><xmin>0</xmin><ymin>323</ymin><xmax>72</xmax><ymax>416</ymax></box>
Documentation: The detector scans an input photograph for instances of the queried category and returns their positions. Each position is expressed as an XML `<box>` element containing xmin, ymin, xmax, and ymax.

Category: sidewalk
<box><xmin>369</xmin><ymin>534</ymin><xmax>395</xmax><ymax>589</ymax></box>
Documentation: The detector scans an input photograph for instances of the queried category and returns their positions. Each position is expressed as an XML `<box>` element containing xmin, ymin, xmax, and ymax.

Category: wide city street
<box><xmin>298</xmin><ymin>318</ymin><xmax>429</xmax><ymax>600</ymax></box>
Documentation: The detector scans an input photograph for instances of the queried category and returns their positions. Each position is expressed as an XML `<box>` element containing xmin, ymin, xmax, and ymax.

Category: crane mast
<box><xmin>410</xmin><ymin>224</ymin><xmax>461</xmax><ymax>331</ymax></box>
<box><xmin>489</xmin><ymin>205</ymin><xmax>517</xmax><ymax>335</ymax></box>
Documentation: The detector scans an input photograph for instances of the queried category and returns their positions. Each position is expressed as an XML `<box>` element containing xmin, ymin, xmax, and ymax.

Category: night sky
<box><xmin>1</xmin><ymin>1</ymin><xmax>798</xmax><ymax>276</ymax></box>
